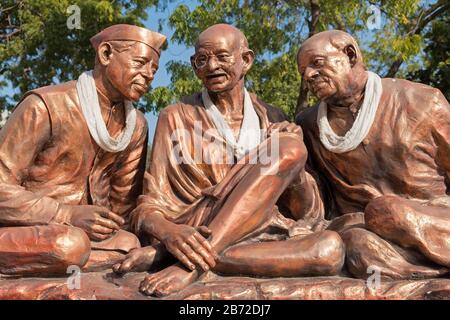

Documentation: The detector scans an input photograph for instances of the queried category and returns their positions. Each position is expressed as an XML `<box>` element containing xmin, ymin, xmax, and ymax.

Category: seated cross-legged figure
<box><xmin>0</xmin><ymin>24</ymin><xmax>166</xmax><ymax>276</ymax></box>
<box><xmin>113</xmin><ymin>24</ymin><xmax>345</xmax><ymax>297</ymax></box>
<box><xmin>295</xmin><ymin>30</ymin><xmax>450</xmax><ymax>280</ymax></box>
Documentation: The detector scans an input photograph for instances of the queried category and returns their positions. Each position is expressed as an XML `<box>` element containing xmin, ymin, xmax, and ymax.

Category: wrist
<box><xmin>52</xmin><ymin>203</ymin><xmax>73</xmax><ymax>225</ymax></box>
<box><xmin>141</xmin><ymin>212</ymin><xmax>176</xmax><ymax>241</ymax></box>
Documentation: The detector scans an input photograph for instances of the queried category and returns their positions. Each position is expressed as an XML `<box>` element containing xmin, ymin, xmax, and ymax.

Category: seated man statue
<box><xmin>113</xmin><ymin>23</ymin><xmax>345</xmax><ymax>297</ymax></box>
<box><xmin>296</xmin><ymin>30</ymin><xmax>450</xmax><ymax>280</ymax></box>
<box><xmin>0</xmin><ymin>24</ymin><xmax>166</xmax><ymax>276</ymax></box>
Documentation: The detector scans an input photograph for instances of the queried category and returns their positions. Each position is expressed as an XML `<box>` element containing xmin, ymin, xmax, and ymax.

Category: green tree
<box><xmin>155</xmin><ymin>0</ymin><xmax>449</xmax><ymax>119</ymax></box>
<box><xmin>408</xmin><ymin>9</ymin><xmax>449</xmax><ymax>100</ymax></box>
<box><xmin>0</xmin><ymin>0</ymin><xmax>165</xmax><ymax>111</ymax></box>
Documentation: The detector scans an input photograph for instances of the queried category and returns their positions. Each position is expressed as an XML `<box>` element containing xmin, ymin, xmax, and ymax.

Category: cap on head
<box><xmin>90</xmin><ymin>24</ymin><xmax>166</xmax><ymax>56</ymax></box>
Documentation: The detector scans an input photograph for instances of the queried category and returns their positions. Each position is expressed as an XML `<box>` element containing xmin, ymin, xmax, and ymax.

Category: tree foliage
<box><xmin>408</xmin><ymin>9</ymin><xmax>449</xmax><ymax>100</ymax></box>
<box><xmin>0</xmin><ymin>0</ymin><xmax>164</xmax><ymax>110</ymax></box>
<box><xmin>159</xmin><ymin>0</ymin><xmax>449</xmax><ymax>118</ymax></box>
<box><xmin>1</xmin><ymin>0</ymin><xmax>448</xmax><ymax>118</ymax></box>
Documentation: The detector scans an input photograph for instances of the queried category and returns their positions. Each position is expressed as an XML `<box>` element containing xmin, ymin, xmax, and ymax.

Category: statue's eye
<box><xmin>313</xmin><ymin>59</ymin><xmax>324</xmax><ymax>67</ymax></box>
<box><xmin>216</xmin><ymin>54</ymin><xmax>229</xmax><ymax>61</ymax></box>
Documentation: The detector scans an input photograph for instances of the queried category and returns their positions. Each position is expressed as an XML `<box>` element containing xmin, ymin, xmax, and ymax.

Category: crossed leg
<box><xmin>341</xmin><ymin>195</ymin><xmax>450</xmax><ymax>280</ymax></box>
<box><xmin>116</xmin><ymin>133</ymin><xmax>345</xmax><ymax>296</ymax></box>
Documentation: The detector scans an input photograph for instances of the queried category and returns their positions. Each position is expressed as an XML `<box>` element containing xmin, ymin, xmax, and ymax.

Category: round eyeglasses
<box><xmin>192</xmin><ymin>53</ymin><xmax>236</xmax><ymax>69</ymax></box>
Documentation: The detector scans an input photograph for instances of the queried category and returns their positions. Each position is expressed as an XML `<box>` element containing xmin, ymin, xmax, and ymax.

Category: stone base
<box><xmin>0</xmin><ymin>271</ymin><xmax>449</xmax><ymax>300</ymax></box>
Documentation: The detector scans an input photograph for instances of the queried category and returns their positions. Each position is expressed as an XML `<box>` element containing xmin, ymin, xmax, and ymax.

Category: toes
<box><xmin>154</xmin><ymin>283</ymin><xmax>171</xmax><ymax>297</ymax></box>
<box><xmin>112</xmin><ymin>263</ymin><xmax>121</xmax><ymax>273</ymax></box>
<box><xmin>139</xmin><ymin>276</ymin><xmax>155</xmax><ymax>296</ymax></box>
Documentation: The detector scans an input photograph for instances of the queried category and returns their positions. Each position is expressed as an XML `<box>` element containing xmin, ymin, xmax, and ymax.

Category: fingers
<box><xmin>96</xmin><ymin>216</ymin><xmax>121</xmax><ymax>231</ymax></box>
<box><xmin>268</xmin><ymin>121</ymin><xmax>301</xmax><ymax>135</ymax></box>
<box><xmin>179</xmin><ymin>242</ymin><xmax>210</xmax><ymax>271</ymax></box>
<box><xmin>196</xmin><ymin>226</ymin><xmax>212</xmax><ymax>238</ymax></box>
<box><xmin>89</xmin><ymin>232</ymin><xmax>111</xmax><ymax>241</ymax></box>
<box><xmin>169</xmin><ymin>247</ymin><xmax>196</xmax><ymax>271</ymax></box>
<box><xmin>186</xmin><ymin>236</ymin><xmax>216</xmax><ymax>269</ymax></box>
<box><xmin>91</xmin><ymin>224</ymin><xmax>114</xmax><ymax>235</ymax></box>
<box><xmin>97</xmin><ymin>208</ymin><xmax>125</xmax><ymax>226</ymax></box>
<box><xmin>194</xmin><ymin>231</ymin><xmax>218</xmax><ymax>257</ymax></box>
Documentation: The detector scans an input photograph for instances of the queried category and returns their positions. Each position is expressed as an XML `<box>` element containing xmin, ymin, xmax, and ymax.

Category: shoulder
<box><xmin>382</xmin><ymin>78</ymin><xmax>448</xmax><ymax>114</ymax></box>
<box><xmin>31</xmin><ymin>81</ymin><xmax>78</xmax><ymax>101</ymax></box>
<box><xmin>158</xmin><ymin>92</ymin><xmax>203</xmax><ymax>122</ymax></box>
<box><xmin>10</xmin><ymin>92</ymin><xmax>51</xmax><ymax>122</ymax></box>
<box><xmin>251</xmin><ymin>94</ymin><xmax>289</xmax><ymax>123</ymax></box>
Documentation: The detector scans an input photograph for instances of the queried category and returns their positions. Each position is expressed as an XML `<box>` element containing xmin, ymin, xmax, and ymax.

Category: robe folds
<box><xmin>130</xmin><ymin>92</ymin><xmax>322</xmax><ymax>244</ymax></box>
<box><xmin>0</xmin><ymin>81</ymin><xmax>148</xmax><ymax>257</ymax></box>
<box><xmin>297</xmin><ymin>78</ymin><xmax>450</xmax><ymax>218</ymax></box>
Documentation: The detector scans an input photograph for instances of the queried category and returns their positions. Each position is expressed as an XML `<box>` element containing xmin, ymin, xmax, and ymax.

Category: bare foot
<box><xmin>113</xmin><ymin>246</ymin><xmax>158</xmax><ymax>274</ymax></box>
<box><xmin>139</xmin><ymin>264</ymin><xmax>199</xmax><ymax>297</ymax></box>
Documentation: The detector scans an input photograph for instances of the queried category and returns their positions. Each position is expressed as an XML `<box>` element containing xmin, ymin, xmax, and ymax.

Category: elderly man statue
<box><xmin>0</xmin><ymin>24</ymin><xmax>166</xmax><ymax>276</ymax></box>
<box><xmin>113</xmin><ymin>24</ymin><xmax>345</xmax><ymax>296</ymax></box>
<box><xmin>296</xmin><ymin>30</ymin><xmax>450</xmax><ymax>279</ymax></box>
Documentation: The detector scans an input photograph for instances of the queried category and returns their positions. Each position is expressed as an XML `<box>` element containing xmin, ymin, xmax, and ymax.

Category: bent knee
<box><xmin>313</xmin><ymin>230</ymin><xmax>345</xmax><ymax>275</ymax></box>
<box><xmin>365</xmin><ymin>195</ymin><xmax>402</xmax><ymax>231</ymax></box>
<box><xmin>53</xmin><ymin>227</ymin><xmax>91</xmax><ymax>268</ymax></box>
<box><xmin>341</xmin><ymin>228</ymin><xmax>377</xmax><ymax>278</ymax></box>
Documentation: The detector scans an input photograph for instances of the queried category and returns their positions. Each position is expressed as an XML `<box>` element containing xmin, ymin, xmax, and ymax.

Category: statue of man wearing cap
<box><xmin>295</xmin><ymin>30</ymin><xmax>450</xmax><ymax>280</ymax></box>
<box><xmin>113</xmin><ymin>24</ymin><xmax>345</xmax><ymax>297</ymax></box>
<box><xmin>0</xmin><ymin>24</ymin><xmax>166</xmax><ymax>276</ymax></box>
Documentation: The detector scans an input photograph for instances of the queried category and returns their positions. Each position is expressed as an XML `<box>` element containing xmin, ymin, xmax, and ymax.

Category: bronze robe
<box><xmin>297</xmin><ymin>78</ymin><xmax>450</xmax><ymax>219</ymax></box>
<box><xmin>0</xmin><ymin>81</ymin><xmax>148</xmax><ymax>230</ymax></box>
<box><xmin>130</xmin><ymin>92</ymin><xmax>317</xmax><ymax>243</ymax></box>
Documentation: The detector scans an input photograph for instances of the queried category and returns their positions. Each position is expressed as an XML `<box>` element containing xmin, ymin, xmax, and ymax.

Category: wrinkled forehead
<box><xmin>297</xmin><ymin>38</ymin><xmax>340</xmax><ymax>62</ymax></box>
<box><xmin>129</xmin><ymin>42</ymin><xmax>160</xmax><ymax>63</ymax></box>
<box><xmin>195</xmin><ymin>32</ymin><xmax>240</xmax><ymax>53</ymax></box>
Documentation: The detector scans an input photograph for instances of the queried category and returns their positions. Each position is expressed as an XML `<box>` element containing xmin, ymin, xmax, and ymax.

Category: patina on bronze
<box><xmin>296</xmin><ymin>30</ymin><xmax>450</xmax><ymax>280</ymax></box>
<box><xmin>113</xmin><ymin>24</ymin><xmax>345</xmax><ymax>297</ymax></box>
<box><xmin>0</xmin><ymin>24</ymin><xmax>166</xmax><ymax>275</ymax></box>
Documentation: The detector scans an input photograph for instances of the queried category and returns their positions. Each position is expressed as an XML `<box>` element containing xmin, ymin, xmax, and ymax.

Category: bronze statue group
<box><xmin>0</xmin><ymin>23</ymin><xmax>449</xmax><ymax>297</ymax></box>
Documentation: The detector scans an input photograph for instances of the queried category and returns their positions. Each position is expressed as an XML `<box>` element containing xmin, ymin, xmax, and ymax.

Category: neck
<box><xmin>327</xmin><ymin>70</ymin><xmax>368</xmax><ymax>116</ymax></box>
<box><xmin>208</xmin><ymin>80</ymin><xmax>245</xmax><ymax>115</ymax></box>
<box><xmin>93</xmin><ymin>68</ymin><xmax>122</xmax><ymax>109</ymax></box>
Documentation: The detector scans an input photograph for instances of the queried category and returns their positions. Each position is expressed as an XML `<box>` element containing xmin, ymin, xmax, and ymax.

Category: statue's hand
<box><xmin>160</xmin><ymin>224</ymin><xmax>218</xmax><ymax>272</ymax></box>
<box><xmin>267</xmin><ymin>121</ymin><xmax>302</xmax><ymax>136</ymax></box>
<box><xmin>59</xmin><ymin>204</ymin><xmax>125</xmax><ymax>241</ymax></box>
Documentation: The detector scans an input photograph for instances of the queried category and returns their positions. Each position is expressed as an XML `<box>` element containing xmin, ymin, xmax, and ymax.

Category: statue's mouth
<box><xmin>133</xmin><ymin>83</ymin><xmax>148</xmax><ymax>92</ymax></box>
<box><xmin>206</xmin><ymin>73</ymin><xmax>227</xmax><ymax>79</ymax></box>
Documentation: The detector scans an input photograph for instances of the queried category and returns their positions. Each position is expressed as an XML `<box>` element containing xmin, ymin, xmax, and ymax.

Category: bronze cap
<box><xmin>90</xmin><ymin>24</ymin><xmax>166</xmax><ymax>56</ymax></box>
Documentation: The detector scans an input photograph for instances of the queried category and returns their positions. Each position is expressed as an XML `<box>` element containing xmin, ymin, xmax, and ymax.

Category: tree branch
<box><xmin>385</xmin><ymin>1</ymin><xmax>450</xmax><ymax>78</ymax></box>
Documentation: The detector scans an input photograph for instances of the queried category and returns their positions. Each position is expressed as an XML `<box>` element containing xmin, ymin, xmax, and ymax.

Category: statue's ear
<box><xmin>190</xmin><ymin>54</ymin><xmax>197</xmax><ymax>71</ymax></box>
<box><xmin>344</xmin><ymin>44</ymin><xmax>358</xmax><ymax>67</ymax></box>
<box><xmin>97</xmin><ymin>42</ymin><xmax>113</xmax><ymax>67</ymax></box>
<box><xmin>242</xmin><ymin>49</ymin><xmax>255</xmax><ymax>74</ymax></box>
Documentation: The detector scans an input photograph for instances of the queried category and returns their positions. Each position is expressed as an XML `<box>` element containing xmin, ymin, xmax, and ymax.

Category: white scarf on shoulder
<box><xmin>76</xmin><ymin>70</ymin><xmax>136</xmax><ymax>153</ymax></box>
<box><xmin>202</xmin><ymin>88</ymin><xmax>261</xmax><ymax>160</ymax></box>
<box><xmin>317</xmin><ymin>71</ymin><xmax>382</xmax><ymax>153</ymax></box>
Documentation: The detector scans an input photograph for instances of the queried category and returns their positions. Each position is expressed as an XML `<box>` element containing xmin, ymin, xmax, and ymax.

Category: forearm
<box><xmin>132</xmin><ymin>207</ymin><xmax>177</xmax><ymax>241</ymax></box>
<box><xmin>0</xmin><ymin>183</ymin><xmax>62</xmax><ymax>226</ymax></box>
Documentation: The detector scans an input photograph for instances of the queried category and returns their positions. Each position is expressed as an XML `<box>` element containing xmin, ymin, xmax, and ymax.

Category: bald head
<box><xmin>196</xmin><ymin>24</ymin><xmax>249</xmax><ymax>52</ymax></box>
<box><xmin>298</xmin><ymin>30</ymin><xmax>364</xmax><ymax>66</ymax></box>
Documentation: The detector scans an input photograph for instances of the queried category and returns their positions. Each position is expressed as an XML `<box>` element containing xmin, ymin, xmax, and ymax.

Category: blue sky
<box><xmin>142</xmin><ymin>0</ymin><xmax>198</xmax><ymax>142</ymax></box>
